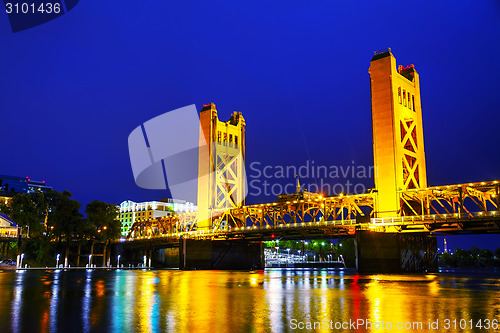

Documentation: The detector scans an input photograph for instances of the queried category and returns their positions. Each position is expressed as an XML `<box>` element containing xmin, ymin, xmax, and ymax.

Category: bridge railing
<box><xmin>371</xmin><ymin>210</ymin><xmax>499</xmax><ymax>224</ymax></box>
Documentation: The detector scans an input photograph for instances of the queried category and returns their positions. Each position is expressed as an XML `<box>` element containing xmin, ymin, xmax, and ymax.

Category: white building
<box><xmin>119</xmin><ymin>199</ymin><xmax>197</xmax><ymax>236</ymax></box>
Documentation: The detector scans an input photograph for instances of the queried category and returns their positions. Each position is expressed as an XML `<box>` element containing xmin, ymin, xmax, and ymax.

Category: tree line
<box><xmin>0</xmin><ymin>190</ymin><xmax>121</xmax><ymax>265</ymax></box>
<box><xmin>264</xmin><ymin>239</ymin><xmax>356</xmax><ymax>267</ymax></box>
<box><xmin>439</xmin><ymin>247</ymin><xmax>500</xmax><ymax>268</ymax></box>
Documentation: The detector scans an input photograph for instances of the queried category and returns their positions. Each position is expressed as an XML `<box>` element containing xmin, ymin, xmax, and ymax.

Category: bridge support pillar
<box><xmin>355</xmin><ymin>231</ymin><xmax>437</xmax><ymax>273</ymax></box>
<box><xmin>179</xmin><ymin>239</ymin><xmax>264</xmax><ymax>270</ymax></box>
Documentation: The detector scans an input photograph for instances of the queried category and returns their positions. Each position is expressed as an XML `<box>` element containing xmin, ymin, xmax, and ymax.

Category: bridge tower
<box><xmin>197</xmin><ymin>103</ymin><xmax>246</xmax><ymax>230</ymax></box>
<box><xmin>369</xmin><ymin>48</ymin><xmax>427</xmax><ymax>217</ymax></box>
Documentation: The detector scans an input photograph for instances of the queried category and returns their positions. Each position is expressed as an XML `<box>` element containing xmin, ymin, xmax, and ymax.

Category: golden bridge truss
<box><xmin>126</xmin><ymin>181</ymin><xmax>499</xmax><ymax>240</ymax></box>
<box><xmin>126</xmin><ymin>193</ymin><xmax>374</xmax><ymax>239</ymax></box>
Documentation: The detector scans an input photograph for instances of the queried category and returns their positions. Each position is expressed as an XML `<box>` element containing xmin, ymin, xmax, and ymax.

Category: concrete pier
<box><xmin>179</xmin><ymin>239</ymin><xmax>264</xmax><ymax>270</ymax></box>
<box><xmin>355</xmin><ymin>231</ymin><xmax>437</xmax><ymax>273</ymax></box>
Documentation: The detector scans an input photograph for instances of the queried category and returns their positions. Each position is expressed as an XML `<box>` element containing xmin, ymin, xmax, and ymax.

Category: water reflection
<box><xmin>0</xmin><ymin>268</ymin><xmax>499</xmax><ymax>332</ymax></box>
<box><xmin>49</xmin><ymin>270</ymin><xmax>60</xmax><ymax>333</ymax></box>
<box><xmin>82</xmin><ymin>270</ymin><xmax>92</xmax><ymax>333</ymax></box>
<box><xmin>10</xmin><ymin>270</ymin><xmax>24</xmax><ymax>333</ymax></box>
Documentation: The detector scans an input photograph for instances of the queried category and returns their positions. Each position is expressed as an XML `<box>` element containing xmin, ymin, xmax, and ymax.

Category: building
<box><xmin>0</xmin><ymin>175</ymin><xmax>52</xmax><ymax>232</ymax></box>
<box><xmin>118</xmin><ymin>199</ymin><xmax>197</xmax><ymax>236</ymax></box>
<box><xmin>369</xmin><ymin>48</ymin><xmax>427</xmax><ymax>217</ymax></box>
<box><xmin>0</xmin><ymin>213</ymin><xmax>18</xmax><ymax>238</ymax></box>
<box><xmin>0</xmin><ymin>175</ymin><xmax>52</xmax><ymax>195</ymax></box>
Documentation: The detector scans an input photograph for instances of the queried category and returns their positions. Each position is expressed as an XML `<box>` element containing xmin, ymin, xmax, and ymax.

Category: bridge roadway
<box><xmin>123</xmin><ymin>180</ymin><xmax>500</xmax><ymax>248</ymax></box>
<box><xmin>120</xmin><ymin>211</ymin><xmax>500</xmax><ymax>250</ymax></box>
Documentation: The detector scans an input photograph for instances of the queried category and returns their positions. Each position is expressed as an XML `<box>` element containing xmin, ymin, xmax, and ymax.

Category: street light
<box><xmin>88</xmin><ymin>254</ymin><xmax>92</xmax><ymax>268</ymax></box>
<box><xmin>143</xmin><ymin>255</ymin><xmax>147</xmax><ymax>267</ymax></box>
<box><xmin>20</xmin><ymin>253</ymin><xmax>24</xmax><ymax>268</ymax></box>
<box><xmin>56</xmin><ymin>254</ymin><xmax>60</xmax><ymax>268</ymax></box>
<box><xmin>117</xmin><ymin>255</ymin><xmax>121</xmax><ymax>268</ymax></box>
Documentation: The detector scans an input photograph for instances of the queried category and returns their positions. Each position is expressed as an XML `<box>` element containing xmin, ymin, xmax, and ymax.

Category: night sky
<box><xmin>1</xmin><ymin>1</ymin><xmax>499</xmax><ymax>250</ymax></box>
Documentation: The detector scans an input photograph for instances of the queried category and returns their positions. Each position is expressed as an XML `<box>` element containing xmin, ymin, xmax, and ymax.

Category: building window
<box><xmin>398</xmin><ymin>87</ymin><xmax>402</xmax><ymax>104</ymax></box>
<box><xmin>403</xmin><ymin>90</ymin><xmax>407</xmax><ymax>106</ymax></box>
<box><xmin>408</xmin><ymin>93</ymin><xmax>411</xmax><ymax>109</ymax></box>
<box><xmin>412</xmin><ymin>95</ymin><xmax>415</xmax><ymax>111</ymax></box>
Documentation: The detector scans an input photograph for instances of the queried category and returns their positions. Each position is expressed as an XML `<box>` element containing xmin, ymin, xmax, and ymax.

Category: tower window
<box><xmin>408</xmin><ymin>93</ymin><xmax>411</xmax><ymax>109</ymax></box>
<box><xmin>398</xmin><ymin>87</ymin><xmax>402</xmax><ymax>104</ymax></box>
<box><xmin>403</xmin><ymin>90</ymin><xmax>407</xmax><ymax>106</ymax></box>
<box><xmin>412</xmin><ymin>96</ymin><xmax>415</xmax><ymax>111</ymax></box>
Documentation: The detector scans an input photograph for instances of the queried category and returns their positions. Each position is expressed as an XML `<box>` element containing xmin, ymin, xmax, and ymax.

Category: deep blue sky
<box><xmin>1</xmin><ymin>1</ymin><xmax>499</xmax><ymax>250</ymax></box>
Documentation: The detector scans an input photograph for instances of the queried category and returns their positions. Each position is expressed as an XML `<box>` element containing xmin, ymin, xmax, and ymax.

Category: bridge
<box><xmin>127</xmin><ymin>180</ymin><xmax>499</xmax><ymax>239</ymax></box>
<box><xmin>119</xmin><ymin>48</ymin><xmax>500</xmax><ymax>273</ymax></box>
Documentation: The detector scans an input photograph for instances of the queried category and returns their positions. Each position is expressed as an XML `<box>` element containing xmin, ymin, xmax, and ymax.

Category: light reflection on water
<box><xmin>0</xmin><ymin>268</ymin><xmax>499</xmax><ymax>332</ymax></box>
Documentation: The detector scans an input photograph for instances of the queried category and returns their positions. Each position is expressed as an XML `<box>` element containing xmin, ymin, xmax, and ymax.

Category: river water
<box><xmin>0</xmin><ymin>268</ymin><xmax>499</xmax><ymax>332</ymax></box>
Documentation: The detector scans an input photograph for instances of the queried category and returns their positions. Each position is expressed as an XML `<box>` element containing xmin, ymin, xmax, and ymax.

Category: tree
<box><xmin>480</xmin><ymin>249</ymin><xmax>493</xmax><ymax>259</ymax></box>
<box><xmin>85</xmin><ymin>200</ymin><xmax>121</xmax><ymax>242</ymax></box>
<box><xmin>0</xmin><ymin>192</ymin><xmax>46</xmax><ymax>237</ymax></box>
<box><xmin>46</xmin><ymin>191</ymin><xmax>82</xmax><ymax>242</ymax></box>
<box><xmin>85</xmin><ymin>201</ymin><xmax>120</xmax><ymax>267</ymax></box>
